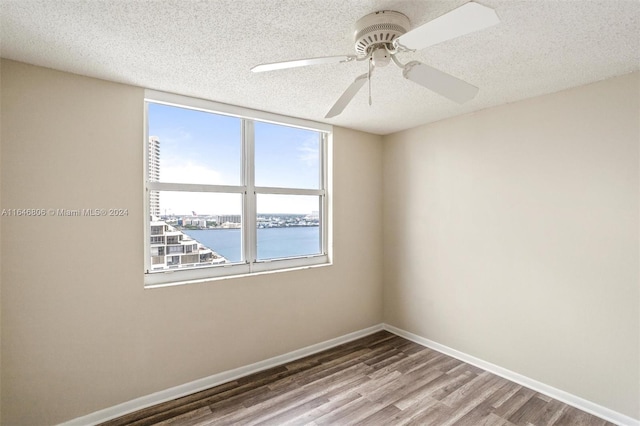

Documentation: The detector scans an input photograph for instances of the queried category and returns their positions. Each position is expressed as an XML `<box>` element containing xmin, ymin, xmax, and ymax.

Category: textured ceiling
<box><xmin>1</xmin><ymin>0</ymin><xmax>639</xmax><ymax>135</ymax></box>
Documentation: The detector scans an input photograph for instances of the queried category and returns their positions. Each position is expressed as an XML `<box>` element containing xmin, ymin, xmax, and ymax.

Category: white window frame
<box><xmin>143</xmin><ymin>90</ymin><xmax>332</xmax><ymax>288</ymax></box>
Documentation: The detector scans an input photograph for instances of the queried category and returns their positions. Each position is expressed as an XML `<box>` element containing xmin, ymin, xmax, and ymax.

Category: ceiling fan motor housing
<box><xmin>353</xmin><ymin>10</ymin><xmax>410</xmax><ymax>56</ymax></box>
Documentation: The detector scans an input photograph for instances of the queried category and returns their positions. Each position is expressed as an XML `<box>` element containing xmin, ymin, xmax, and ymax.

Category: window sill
<box><xmin>144</xmin><ymin>257</ymin><xmax>332</xmax><ymax>289</ymax></box>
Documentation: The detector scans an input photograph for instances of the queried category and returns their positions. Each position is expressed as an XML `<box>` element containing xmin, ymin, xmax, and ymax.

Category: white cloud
<box><xmin>296</xmin><ymin>138</ymin><xmax>319</xmax><ymax>166</ymax></box>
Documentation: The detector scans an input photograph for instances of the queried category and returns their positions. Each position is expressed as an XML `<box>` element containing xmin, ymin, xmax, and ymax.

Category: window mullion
<box><xmin>243</xmin><ymin>120</ymin><xmax>257</xmax><ymax>266</ymax></box>
<box><xmin>147</xmin><ymin>182</ymin><xmax>245</xmax><ymax>193</ymax></box>
<box><xmin>144</xmin><ymin>101</ymin><xmax>151</xmax><ymax>273</ymax></box>
<box><xmin>318</xmin><ymin>132</ymin><xmax>328</xmax><ymax>255</ymax></box>
<box><xmin>253</xmin><ymin>187</ymin><xmax>324</xmax><ymax>196</ymax></box>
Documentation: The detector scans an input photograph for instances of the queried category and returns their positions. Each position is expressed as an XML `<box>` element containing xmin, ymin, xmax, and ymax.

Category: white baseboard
<box><xmin>58</xmin><ymin>324</ymin><xmax>384</xmax><ymax>426</ymax></box>
<box><xmin>382</xmin><ymin>323</ymin><xmax>639</xmax><ymax>426</ymax></box>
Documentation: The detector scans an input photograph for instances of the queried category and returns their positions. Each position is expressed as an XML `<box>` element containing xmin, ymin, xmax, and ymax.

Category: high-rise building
<box><xmin>148</xmin><ymin>136</ymin><xmax>160</xmax><ymax>217</ymax></box>
<box><xmin>149</xmin><ymin>220</ymin><xmax>228</xmax><ymax>270</ymax></box>
<box><xmin>218</xmin><ymin>215</ymin><xmax>242</xmax><ymax>224</ymax></box>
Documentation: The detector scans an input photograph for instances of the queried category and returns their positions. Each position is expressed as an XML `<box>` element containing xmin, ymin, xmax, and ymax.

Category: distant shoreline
<box><xmin>178</xmin><ymin>225</ymin><xmax>319</xmax><ymax>231</ymax></box>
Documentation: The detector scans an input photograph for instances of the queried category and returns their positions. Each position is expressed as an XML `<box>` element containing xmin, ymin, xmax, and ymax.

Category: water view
<box><xmin>183</xmin><ymin>227</ymin><xmax>320</xmax><ymax>263</ymax></box>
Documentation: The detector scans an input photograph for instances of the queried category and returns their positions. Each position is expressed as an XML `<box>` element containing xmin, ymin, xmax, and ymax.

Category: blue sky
<box><xmin>148</xmin><ymin>102</ymin><xmax>320</xmax><ymax>215</ymax></box>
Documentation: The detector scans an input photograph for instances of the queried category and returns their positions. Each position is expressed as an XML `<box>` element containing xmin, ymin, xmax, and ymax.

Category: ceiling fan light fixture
<box><xmin>371</xmin><ymin>47</ymin><xmax>391</xmax><ymax>67</ymax></box>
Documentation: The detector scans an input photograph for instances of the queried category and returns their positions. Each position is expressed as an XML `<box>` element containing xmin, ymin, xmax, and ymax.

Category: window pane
<box><xmin>148</xmin><ymin>103</ymin><xmax>241</xmax><ymax>185</ymax></box>
<box><xmin>149</xmin><ymin>191</ymin><xmax>243</xmax><ymax>270</ymax></box>
<box><xmin>255</xmin><ymin>122</ymin><xmax>320</xmax><ymax>189</ymax></box>
<box><xmin>256</xmin><ymin>194</ymin><xmax>321</xmax><ymax>260</ymax></box>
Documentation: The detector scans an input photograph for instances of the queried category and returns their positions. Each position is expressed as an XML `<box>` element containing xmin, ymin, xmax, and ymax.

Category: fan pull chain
<box><xmin>368</xmin><ymin>59</ymin><xmax>372</xmax><ymax>106</ymax></box>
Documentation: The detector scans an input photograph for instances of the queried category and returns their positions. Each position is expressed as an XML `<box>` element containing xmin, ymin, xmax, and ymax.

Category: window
<box><xmin>144</xmin><ymin>90</ymin><xmax>331</xmax><ymax>287</ymax></box>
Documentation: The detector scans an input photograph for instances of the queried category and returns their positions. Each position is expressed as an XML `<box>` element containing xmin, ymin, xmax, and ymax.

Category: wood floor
<box><xmin>102</xmin><ymin>331</ymin><xmax>615</xmax><ymax>426</ymax></box>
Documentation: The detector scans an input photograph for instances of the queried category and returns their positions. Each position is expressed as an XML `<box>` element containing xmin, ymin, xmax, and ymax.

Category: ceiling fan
<box><xmin>251</xmin><ymin>2</ymin><xmax>500</xmax><ymax>118</ymax></box>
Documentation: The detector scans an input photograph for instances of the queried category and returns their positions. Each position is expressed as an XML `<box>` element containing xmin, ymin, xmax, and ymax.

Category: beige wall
<box><xmin>383</xmin><ymin>72</ymin><xmax>640</xmax><ymax>419</ymax></box>
<box><xmin>0</xmin><ymin>57</ymin><xmax>3</xmax><ymax>426</ymax></box>
<box><xmin>0</xmin><ymin>60</ymin><xmax>383</xmax><ymax>425</ymax></box>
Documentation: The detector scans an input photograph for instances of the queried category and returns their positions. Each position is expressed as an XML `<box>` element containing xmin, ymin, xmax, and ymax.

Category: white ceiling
<box><xmin>1</xmin><ymin>0</ymin><xmax>638</xmax><ymax>135</ymax></box>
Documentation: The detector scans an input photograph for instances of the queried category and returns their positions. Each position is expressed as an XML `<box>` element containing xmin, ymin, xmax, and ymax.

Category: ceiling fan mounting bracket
<box><xmin>353</xmin><ymin>10</ymin><xmax>410</xmax><ymax>56</ymax></box>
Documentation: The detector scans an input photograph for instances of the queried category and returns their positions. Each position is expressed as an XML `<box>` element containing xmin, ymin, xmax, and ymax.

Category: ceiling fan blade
<box><xmin>394</xmin><ymin>2</ymin><xmax>499</xmax><ymax>51</ymax></box>
<box><xmin>403</xmin><ymin>61</ymin><xmax>479</xmax><ymax>104</ymax></box>
<box><xmin>325</xmin><ymin>73</ymin><xmax>368</xmax><ymax>118</ymax></box>
<box><xmin>251</xmin><ymin>55</ymin><xmax>356</xmax><ymax>72</ymax></box>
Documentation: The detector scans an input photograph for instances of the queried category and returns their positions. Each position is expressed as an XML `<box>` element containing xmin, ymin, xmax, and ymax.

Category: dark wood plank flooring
<box><xmin>102</xmin><ymin>331</ymin><xmax>615</xmax><ymax>426</ymax></box>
